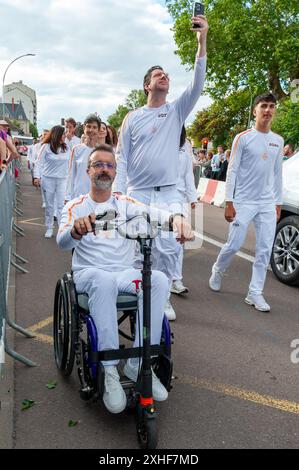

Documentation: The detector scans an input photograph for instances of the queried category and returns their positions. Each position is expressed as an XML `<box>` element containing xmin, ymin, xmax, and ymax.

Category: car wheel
<box><xmin>271</xmin><ymin>215</ymin><xmax>299</xmax><ymax>286</ymax></box>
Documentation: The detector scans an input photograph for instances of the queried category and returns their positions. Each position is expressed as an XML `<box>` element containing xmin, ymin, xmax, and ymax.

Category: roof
<box><xmin>2</xmin><ymin>101</ymin><xmax>28</xmax><ymax>121</ymax></box>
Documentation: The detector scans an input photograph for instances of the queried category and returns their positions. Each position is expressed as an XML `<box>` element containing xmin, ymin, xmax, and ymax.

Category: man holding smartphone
<box><xmin>113</xmin><ymin>12</ymin><xmax>208</xmax><ymax>321</ymax></box>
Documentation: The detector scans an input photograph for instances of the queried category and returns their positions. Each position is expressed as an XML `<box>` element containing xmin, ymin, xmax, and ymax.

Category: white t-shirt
<box><xmin>65</xmin><ymin>135</ymin><xmax>81</xmax><ymax>150</ymax></box>
<box><xmin>34</xmin><ymin>143</ymin><xmax>70</xmax><ymax>179</ymax></box>
<box><xmin>113</xmin><ymin>55</ymin><xmax>207</xmax><ymax>193</ymax></box>
<box><xmin>57</xmin><ymin>193</ymin><xmax>170</xmax><ymax>273</ymax></box>
<box><xmin>65</xmin><ymin>143</ymin><xmax>93</xmax><ymax>200</ymax></box>
<box><xmin>225</xmin><ymin>128</ymin><xmax>283</xmax><ymax>204</ymax></box>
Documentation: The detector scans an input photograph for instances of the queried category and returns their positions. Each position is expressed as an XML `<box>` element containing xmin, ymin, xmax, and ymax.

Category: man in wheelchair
<box><xmin>57</xmin><ymin>143</ymin><xmax>192</xmax><ymax>414</ymax></box>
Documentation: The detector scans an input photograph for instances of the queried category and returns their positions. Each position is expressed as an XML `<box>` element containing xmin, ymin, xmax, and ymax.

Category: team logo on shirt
<box><xmin>262</xmin><ymin>152</ymin><xmax>268</xmax><ymax>160</ymax></box>
<box><xmin>158</xmin><ymin>113</ymin><xmax>167</xmax><ymax>118</ymax></box>
<box><xmin>269</xmin><ymin>143</ymin><xmax>279</xmax><ymax>148</ymax></box>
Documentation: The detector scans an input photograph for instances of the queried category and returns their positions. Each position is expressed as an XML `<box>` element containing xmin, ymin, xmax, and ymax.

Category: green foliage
<box><xmin>108</xmin><ymin>89</ymin><xmax>147</xmax><ymax>130</ymax></box>
<box><xmin>126</xmin><ymin>89</ymin><xmax>147</xmax><ymax>110</ymax></box>
<box><xmin>46</xmin><ymin>380</ymin><xmax>57</xmax><ymax>390</ymax></box>
<box><xmin>108</xmin><ymin>104</ymin><xmax>130</xmax><ymax>130</ymax></box>
<box><xmin>187</xmin><ymin>89</ymin><xmax>255</xmax><ymax>148</ymax></box>
<box><xmin>10</xmin><ymin>119</ymin><xmax>22</xmax><ymax>131</ymax></box>
<box><xmin>21</xmin><ymin>399</ymin><xmax>35</xmax><ymax>411</ymax></box>
<box><xmin>272</xmin><ymin>99</ymin><xmax>299</xmax><ymax>147</ymax></box>
<box><xmin>29</xmin><ymin>122</ymin><xmax>38</xmax><ymax>139</ymax></box>
<box><xmin>166</xmin><ymin>0</ymin><xmax>299</xmax><ymax>100</ymax></box>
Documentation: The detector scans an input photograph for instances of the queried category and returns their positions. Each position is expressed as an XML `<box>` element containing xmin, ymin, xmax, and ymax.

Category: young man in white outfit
<box><xmin>64</xmin><ymin>117</ymin><xmax>81</xmax><ymax>150</ymax></box>
<box><xmin>113</xmin><ymin>14</ymin><xmax>208</xmax><ymax>321</ymax></box>
<box><xmin>171</xmin><ymin>130</ymin><xmax>197</xmax><ymax>295</ymax></box>
<box><xmin>57</xmin><ymin>144</ymin><xmax>192</xmax><ymax>414</ymax></box>
<box><xmin>65</xmin><ymin>114</ymin><xmax>101</xmax><ymax>202</ymax></box>
<box><xmin>209</xmin><ymin>93</ymin><xmax>283</xmax><ymax>312</ymax></box>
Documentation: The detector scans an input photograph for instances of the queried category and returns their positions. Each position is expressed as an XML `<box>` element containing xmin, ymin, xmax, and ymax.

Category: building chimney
<box><xmin>12</xmin><ymin>97</ymin><xmax>15</xmax><ymax>113</ymax></box>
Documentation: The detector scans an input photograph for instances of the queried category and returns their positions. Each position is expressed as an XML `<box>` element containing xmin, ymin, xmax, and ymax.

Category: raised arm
<box><xmin>174</xmin><ymin>15</ymin><xmax>208</xmax><ymax>122</ymax></box>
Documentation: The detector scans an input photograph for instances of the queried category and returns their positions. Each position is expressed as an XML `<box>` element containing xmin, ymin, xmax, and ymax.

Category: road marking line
<box><xmin>33</xmin><ymin>333</ymin><xmax>53</xmax><ymax>345</ymax></box>
<box><xmin>195</xmin><ymin>231</ymin><xmax>255</xmax><ymax>263</ymax></box>
<box><xmin>29</xmin><ymin>318</ymin><xmax>299</xmax><ymax>414</ymax></box>
<box><xmin>194</xmin><ymin>231</ymin><xmax>264</xmax><ymax>265</ymax></box>
<box><xmin>179</xmin><ymin>374</ymin><xmax>299</xmax><ymax>415</ymax></box>
<box><xmin>29</xmin><ymin>316</ymin><xmax>53</xmax><ymax>332</ymax></box>
<box><xmin>19</xmin><ymin>220</ymin><xmax>45</xmax><ymax>227</ymax></box>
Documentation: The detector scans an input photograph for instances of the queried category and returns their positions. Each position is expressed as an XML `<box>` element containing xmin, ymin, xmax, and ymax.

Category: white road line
<box><xmin>194</xmin><ymin>231</ymin><xmax>256</xmax><ymax>264</ymax></box>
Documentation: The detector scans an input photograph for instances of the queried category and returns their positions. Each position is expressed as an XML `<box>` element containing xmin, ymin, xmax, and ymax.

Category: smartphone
<box><xmin>192</xmin><ymin>2</ymin><xmax>205</xmax><ymax>29</ymax></box>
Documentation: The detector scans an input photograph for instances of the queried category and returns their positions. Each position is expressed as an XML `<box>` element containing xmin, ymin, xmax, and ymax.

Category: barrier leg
<box><xmin>13</xmin><ymin>224</ymin><xmax>25</xmax><ymax>237</ymax></box>
<box><xmin>4</xmin><ymin>338</ymin><xmax>37</xmax><ymax>367</ymax></box>
<box><xmin>12</xmin><ymin>252</ymin><xmax>29</xmax><ymax>264</ymax></box>
<box><xmin>14</xmin><ymin>207</ymin><xmax>24</xmax><ymax>216</ymax></box>
<box><xmin>11</xmin><ymin>260</ymin><xmax>29</xmax><ymax>274</ymax></box>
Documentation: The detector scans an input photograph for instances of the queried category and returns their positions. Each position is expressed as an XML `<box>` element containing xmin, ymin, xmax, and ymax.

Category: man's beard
<box><xmin>93</xmin><ymin>173</ymin><xmax>113</xmax><ymax>190</ymax></box>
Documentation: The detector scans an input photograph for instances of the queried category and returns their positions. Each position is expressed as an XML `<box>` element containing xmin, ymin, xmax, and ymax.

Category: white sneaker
<box><xmin>244</xmin><ymin>293</ymin><xmax>271</xmax><ymax>312</ymax></box>
<box><xmin>209</xmin><ymin>264</ymin><xmax>224</xmax><ymax>291</ymax></box>
<box><xmin>103</xmin><ymin>366</ymin><xmax>127</xmax><ymax>413</ymax></box>
<box><xmin>44</xmin><ymin>228</ymin><xmax>53</xmax><ymax>238</ymax></box>
<box><xmin>164</xmin><ymin>300</ymin><xmax>176</xmax><ymax>321</ymax></box>
<box><xmin>124</xmin><ymin>360</ymin><xmax>168</xmax><ymax>402</ymax></box>
<box><xmin>42</xmin><ymin>202</ymin><xmax>46</xmax><ymax>208</ymax></box>
<box><xmin>170</xmin><ymin>280</ymin><xmax>189</xmax><ymax>295</ymax></box>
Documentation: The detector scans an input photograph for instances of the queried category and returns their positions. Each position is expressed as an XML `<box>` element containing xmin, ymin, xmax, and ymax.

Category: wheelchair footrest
<box><xmin>90</xmin><ymin>345</ymin><xmax>170</xmax><ymax>362</ymax></box>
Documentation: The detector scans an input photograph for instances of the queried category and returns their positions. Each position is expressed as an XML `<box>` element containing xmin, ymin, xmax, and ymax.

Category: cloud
<box><xmin>0</xmin><ymin>0</ymin><xmax>212</xmax><ymax>131</ymax></box>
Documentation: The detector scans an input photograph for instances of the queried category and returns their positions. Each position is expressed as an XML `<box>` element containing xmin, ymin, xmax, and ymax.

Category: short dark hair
<box><xmin>84</xmin><ymin>114</ymin><xmax>101</xmax><ymax>129</ymax></box>
<box><xmin>286</xmin><ymin>143</ymin><xmax>294</xmax><ymax>151</ymax></box>
<box><xmin>65</xmin><ymin>117</ymin><xmax>76</xmax><ymax>127</ymax></box>
<box><xmin>143</xmin><ymin>65</ymin><xmax>163</xmax><ymax>96</ymax></box>
<box><xmin>87</xmin><ymin>144</ymin><xmax>115</xmax><ymax>168</ymax></box>
<box><xmin>253</xmin><ymin>92</ymin><xmax>277</xmax><ymax>108</ymax></box>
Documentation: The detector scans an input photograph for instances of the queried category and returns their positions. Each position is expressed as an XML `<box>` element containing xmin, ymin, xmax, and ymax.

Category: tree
<box><xmin>107</xmin><ymin>105</ymin><xmax>130</xmax><ymax>130</ymax></box>
<box><xmin>166</xmin><ymin>0</ymin><xmax>299</xmax><ymax>100</ymax></box>
<box><xmin>29</xmin><ymin>122</ymin><xmax>38</xmax><ymax>139</ymax></box>
<box><xmin>187</xmin><ymin>89</ymin><xmax>256</xmax><ymax>148</ymax></box>
<box><xmin>108</xmin><ymin>89</ymin><xmax>147</xmax><ymax>130</ymax></box>
<box><xmin>272</xmin><ymin>99</ymin><xmax>299</xmax><ymax>147</ymax></box>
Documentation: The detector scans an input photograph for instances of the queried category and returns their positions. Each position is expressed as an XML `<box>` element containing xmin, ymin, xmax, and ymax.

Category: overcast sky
<box><xmin>0</xmin><ymin>0</ymin><xmax>212</xmax><ymax>132</ymax></box>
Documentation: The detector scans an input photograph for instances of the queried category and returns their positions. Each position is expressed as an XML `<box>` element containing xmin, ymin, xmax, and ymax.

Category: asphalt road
<box><xmin>8</xmin><ymin>167</ymin><xmax>299</xmax><ymax>449</ymax></box>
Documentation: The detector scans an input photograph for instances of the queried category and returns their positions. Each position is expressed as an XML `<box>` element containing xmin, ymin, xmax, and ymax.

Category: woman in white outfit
<box><xmin>34</xmin><ymin>125</ymin><xmax>70</xmax><ymax>238</ymax></box>
<box><xmin>171</xmin><ymin>126</ymin><xmax>198</xmax><ymax>295</ymax></box>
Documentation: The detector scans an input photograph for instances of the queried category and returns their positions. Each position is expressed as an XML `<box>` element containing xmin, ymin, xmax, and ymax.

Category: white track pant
<box><xmin>128</xmin><ymin>187</ymin><xmax>183</xmax><ymax>286</ymax></box>
<box><xmin>41</xmin><ymin>176</ymin><xmax>67</xmax><ymax>229</ymax></box>
<box><xmin>214</xmin><ymin>203</ymin><xmax>277</xmax><ymax>294</ymax></box>
<box><xmin>172</xmin><ymin>192</ymin><xmax>189</xmax><ymax>282</ymax></box>
<box><xmin>73</xmin><ymin>268</ymin><xmax>169</xmax><ymax>366</ymax></box>
<box><xmin>173</xmin><ymin>246</ymin><xmax>184</xmax><ymax>282</ymax></box>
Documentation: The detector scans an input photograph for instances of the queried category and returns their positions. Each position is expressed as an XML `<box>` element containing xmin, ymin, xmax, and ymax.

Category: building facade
<box><xmin>1</xmin><ymin>100</ymin><xmax>30</xmax><ymax>135</ymax></box>
<box><xmin>4</xmin><ymin>81</ymin><xmax>37</xmax><ymax>125</ymax></box>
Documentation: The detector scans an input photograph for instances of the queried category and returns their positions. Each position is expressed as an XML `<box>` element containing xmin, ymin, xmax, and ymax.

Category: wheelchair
<box><xmin>53</xmin><ymin>211</ymin><xmax>174</xmax><ymax>449</ymax></box>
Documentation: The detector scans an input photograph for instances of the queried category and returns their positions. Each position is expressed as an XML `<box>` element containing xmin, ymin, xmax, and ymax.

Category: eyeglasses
<box><xmin>90</xmin><ymin>161</ymin><xmax>116</xmax><ymax>170</ymax></box>
<box><xmin>152</xmin><ymin>71</ymin><xmax>169</xmax><ymax>80</ymax></box>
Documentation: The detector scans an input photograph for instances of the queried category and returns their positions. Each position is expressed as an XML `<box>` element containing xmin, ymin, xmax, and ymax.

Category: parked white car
<box><xmin>270</xmin><ymin>151</ymin><xmax>299</xmax><ymax>286</ymax></box>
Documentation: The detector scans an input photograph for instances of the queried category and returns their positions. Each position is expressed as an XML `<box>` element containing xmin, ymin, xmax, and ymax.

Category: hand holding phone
<box><xmin>192</xmin><ymin>2</ymin><xmax>205</xmax><ymax>29</ymax></box>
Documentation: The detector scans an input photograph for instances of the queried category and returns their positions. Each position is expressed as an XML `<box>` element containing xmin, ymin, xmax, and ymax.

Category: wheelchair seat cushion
<box><xmin>77</xmin><ymin>292</ymin><xmax>138</xmax><ymax>312</ymax></box>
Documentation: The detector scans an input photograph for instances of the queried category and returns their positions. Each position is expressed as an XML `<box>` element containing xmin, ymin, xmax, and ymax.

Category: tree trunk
<box><xmin>268</xmin><ymin>69</ymin><xmax>288</xmax><ymax>101</ymax></box>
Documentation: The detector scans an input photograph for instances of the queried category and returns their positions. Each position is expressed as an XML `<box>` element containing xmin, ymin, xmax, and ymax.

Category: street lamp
<box><xmin>2</xmin><ymin>53</ymin><xmax>36</xmax><ymax>119</ymax></box>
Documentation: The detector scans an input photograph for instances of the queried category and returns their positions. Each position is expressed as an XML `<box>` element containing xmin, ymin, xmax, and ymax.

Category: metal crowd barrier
<box><xmin>0</xmin><ymin>161</ymin><xmax>36</xmax><ymax>375</ymax></box>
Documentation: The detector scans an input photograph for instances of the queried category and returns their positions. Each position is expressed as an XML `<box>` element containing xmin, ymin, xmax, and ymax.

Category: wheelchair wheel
<box><xmin>53</xmin><ymin>274</ymin><xmax>78</xmax><ymax>376</ymax></box>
